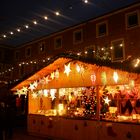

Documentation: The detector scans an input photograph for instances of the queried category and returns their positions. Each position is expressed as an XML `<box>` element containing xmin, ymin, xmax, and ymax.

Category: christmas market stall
<box><xmin>11</xmin><ymin>54</ymin><xmax>140</xmax><ymax>140</ymax></box>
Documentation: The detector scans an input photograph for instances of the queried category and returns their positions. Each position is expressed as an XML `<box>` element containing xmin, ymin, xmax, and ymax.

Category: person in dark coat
<box><xmin>0</xmin><ymin>102</ymin><xmax>6</xmax><ymax>140</ymax></box>
<box><xmin>5</xmin><ymin>102</ymin><xmax>16</xmax><ymax>140</ymax></box>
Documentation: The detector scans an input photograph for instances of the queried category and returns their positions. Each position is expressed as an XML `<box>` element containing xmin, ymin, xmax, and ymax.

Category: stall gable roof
<box><xmin>11</xmin><ymin>53</ymin><xmax>140</xmax><ymax>91</ymax></box>
<box><xmin>11</xmin><ymin>57</ymin><xmax>72</xmax><ymax>90</ymax></box>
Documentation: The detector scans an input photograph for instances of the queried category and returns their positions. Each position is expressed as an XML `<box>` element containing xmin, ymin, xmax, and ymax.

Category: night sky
<box><xmin>0</xmin><ymin>0</ymin><xmax>139</xmax><ymax>47</ymax></box>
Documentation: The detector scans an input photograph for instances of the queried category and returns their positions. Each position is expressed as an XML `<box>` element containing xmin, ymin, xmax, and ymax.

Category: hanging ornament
<box><xmin>44</xmin><ymin>76</ymin><xmax>51</xmax><ymax>84</ymax></box>
<box><xmin>64</xmin><ymin>63</ymin><xmax>71</xmax><ymax>76</ymax></box>
<box><xmin>21</xmin><ymin>86</ymin><xmax>28</xmax><ymax>94</ymax></box>
<box><xmin>38</xmin><ymin>90</ymin><xmax>43</xmax><ymax>96</ymax></box>
<box><xmin>55</xmin><ymin>69</ymin><xmax>59</xmax><ymax>79</ymax></box>
<box><xmin>113</xmin><ymin>71</ymin><xmax>118</xmax><ymax>83</ymax></box>
<box><xmin>32</xmin><ymin>92</ymin><xmax>38</xmax><ymax>99</ymax></box>
<box><xmin>15</xmin><ymin>89</ymin><xmax>23</xmax><ymax>97</ymax></box>
<box><xmin>28</xmin><ymin>83</ymin><xmax>36</xmax><ymax>91</ymax></box>
<box><xmin>104</xmin><ymin>96</ymin><xmax>111</xmax><ymax>105</ymax></box>
<box><xmin>90</xmin><ymin>72</ymin><xmax>96</xmax><ymax>85</ymax></box>
<box><xmin>101</xmin><ymin>71</ymin><xmax>107</xmax><ymax>85</ymax></box>
<box><xmin>76</xmin><ymin>64</ymin><xmax>81</xmax><ymax>73</ymax></box>
<box><xmin>39</xmin><ymin>78</ymin><xmax>44</xmax><ymax>85</ymax></box>
<box><xmin>44</xmin><ymin>89</ymin><xmax>49</xmax><ymax>97</ymax></box>
<box><xmin>51</xmin><ymin>72</ymin><xmax>55</xmax><ymax>80</ymax></box>
<box><xmin>33</xmin><ymin>81</ymin><xmax>38</xmax><ymax>88</ymax></box>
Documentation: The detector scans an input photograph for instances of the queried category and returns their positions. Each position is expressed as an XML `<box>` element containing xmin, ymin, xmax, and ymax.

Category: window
<box><xmin>96</xmin><ymin>21</ymin><xmax>108</xmax><ymax>37</ymax></box>
<box><xmin>111</xmin><ymin>39</ymin><xmax>125</xmax><ymax>62</ymax></box>
<box><xmin>39</xmin><ymin>42</ymin><xmax>45</xmax><ymax>53</ymax></box>
<box><xmin>126</xmin><ymin>11</ymin><xmax>139</xmax><ymax>29</ymax></box>
<box><xmin>25</xmin><ymin>47</ymin><xmax>31</xmax><ymax>57</ymax></box>
<box><xmin>15</xmin><ymin>51</ymin><xmax>20</xmax><ymax>60</ymax></box>
<box><xmin>54</xmin><ymin>36</ymin><xmax>62</xmax><ymax>49</ymax></box>
<box><xmin>73</xmin><ymin>29</ymin><xmax>83</xmax><ymax>44</ymax></box>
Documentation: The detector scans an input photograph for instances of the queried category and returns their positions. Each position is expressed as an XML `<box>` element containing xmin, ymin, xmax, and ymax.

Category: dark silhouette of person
<box><xmin>5</xmin><ymin>102</ymin><xmax>16</xmax><ymax>140</ymax></box>
<box><xmin>0</xmin><ymin>102</ymin><xmax>6</xmax><ymax>140</ymax></box>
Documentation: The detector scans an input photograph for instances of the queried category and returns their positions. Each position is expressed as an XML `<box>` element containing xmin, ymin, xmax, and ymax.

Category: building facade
<box><xmin>0</xmin><ymin>2</ymin><xmax>140</xmax><ymax>86</ymax></box>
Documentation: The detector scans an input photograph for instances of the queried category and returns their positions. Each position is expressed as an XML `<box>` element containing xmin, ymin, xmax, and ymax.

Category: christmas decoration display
<box><xmin>82</xmin><ymin>87</ymin><xmax>97</xmax><ymax>118</ymax></box>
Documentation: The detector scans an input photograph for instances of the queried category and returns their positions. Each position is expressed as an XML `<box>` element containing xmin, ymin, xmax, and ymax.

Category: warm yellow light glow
<box><xmin>77</xmin><ymin>52</ymin><xmax>81</xmax><ymax>56</ymax></box>
<box><xmin>85</xmin><ymin>51</ymin><xmax>87</xmax><ymax>54</ymax></box>
<box><xmin>104</xmin><ymin>96</ymin><xmax>111</xmax><ymax>105</ymax></box>
<box><xmin>55</xmin><ymin>11</ymin><xmax>60</xmax><ymax>16</ymax></box>
<box><xmin>84</xmin><ymin>0</ymin><xmax>88</xmax><ymax>3</ymax></box>
<box><xmin>32</xmin><ymin>92</ymin><xmax>37</xmax><ymax>99</ymax></box>
<box><xmin>120</xmin><ymin>43</ymin><xmax>123</xmax><ymax>47</ymax></box>
<box><xmin>109</xmin><ymin>107</ymin><xmax>117</xmax><ymax>114</ymax></box>
<box><xmin>113</xmin><ymin>71</ymin><xmax>118</xmax><ymax>83</ymax></box>
<box><xmin>21</xmin><ymin>86</ymin><xmax>28</xmax><ymax>94</ymax></box>
<box><xmin>134</xmin><ymin>59</ymin><xmax>140</xmax><ymax>67</ymax></box>
<box><xmin>10</xmin><ymin>32</ymin><xmax>14</xmax><ymax>35</ymax></box>
<box><xmin>58</xmin><ymin>104</ymin><xmax>65</xmax><ymax>116</ymax></box>
<box><xmin>44</xmin><ymin>16</ymin><xmax>48</xmax><ymax>20</ymax></box>
<box><xmin>33</xmin><ymin>81</ymin><xmax>38</xmax><ymax>88</ymax></box>
<box><xmin>55</xmin><ymin>69</ymin><xmax>59</xmax><ymax>79</ymax></box>
<box><xmin>76</xmin><ymin>64</ymin><xmax>81</xmax><ymax>73</ymax></box>
<box><xmin>25</xmin><ymin>25</ymin><xmax>29</xmax><ymax>28</ymax></box>
<box><xmin>33</xmin><ymin>20</ymin><xmax>37</xmax><ymax>25</ymax></box>
<box><xmin>44</xmin><ymin>76</ymin><xmax>50</xmax><ymax>84</ymax></box>
<box><xmin>64</xmin><ymin>63</ymin><xmax>71</xmax><ymax>76</ymax></box>
<box><xmin>129</xmin><ymin>80</ymin><xmax>135</xmax><ymax>88</ymax></box>
<box><xmin>17</xmin><ymin>28</ymin><xmax>21</xmax><ymax>32</ymax></box>
<box><xmin>28</xmin><ymin>83</ymin><xmax>36</xmax><ymax>91</ymax></box>
<box><xmin>51</xmin><ymin>72</ymin><xmax>55</xmax><ymax>80</ymax></box>
<box><xmin>3</xmin><ymin>34</ymin><xmax>7</xmax><ymax>38</ymax></box>
<box><xmin>101</xmin><ymin>48</ymin><xmax>104</xmax><ymax>51</ymax></box>
<box><xmin>50</xmin><ymin>89</ymin><xmax>56</xmax><ymax>100</ymax></box>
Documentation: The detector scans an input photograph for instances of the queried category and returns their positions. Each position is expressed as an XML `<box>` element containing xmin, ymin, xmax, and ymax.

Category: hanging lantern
<box><xmin>44</xmin><ymin>89</ymin><xmax>49</xmax><ymax>97</ymax></box>
<box><xmin>55</xmin><ymin>69</ymin><xmax>59</xmax><ymax>79</ymax></box>
<box><xmin>113</xmin><ymin>71</ymin><xmax>118</xmax><ymax>83</ymax></box>
<box><xmin>90</xmin><ymin>72</ymin><xmax>96</xmax><ymax>85</ymax></box>
<box><xmin>76</xmin><ymin>64</ymin><xmax>81</xmax><ymax>73</ymax></box>
<box><xmin>32</xmin><ymin>92</ymin><xmax>38</xmax><ymax>99</ymax></box>
<box><xmin>101</xmin><ymin>71</ymin><xmax>107</xmax><ymax>85</ymax></box>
